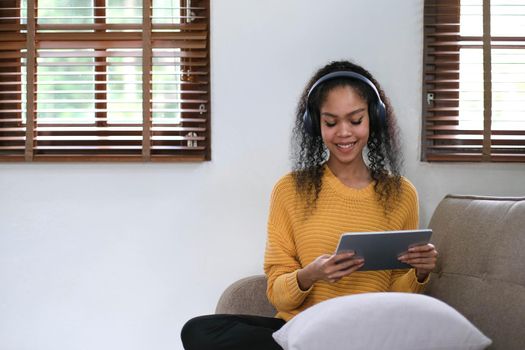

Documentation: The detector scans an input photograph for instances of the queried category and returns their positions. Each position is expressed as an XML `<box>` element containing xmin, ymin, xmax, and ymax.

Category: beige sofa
<box><xmin>216</xmin><ymin>195</ymin><xmax>525</xmax><ymax>349</ymax></box>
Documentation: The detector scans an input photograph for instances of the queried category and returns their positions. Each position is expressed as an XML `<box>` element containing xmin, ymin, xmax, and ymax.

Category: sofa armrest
<box><xmin>215</xmin><ymin>275</ymin><xmax>277</xmax><ymax>317</ymax></box>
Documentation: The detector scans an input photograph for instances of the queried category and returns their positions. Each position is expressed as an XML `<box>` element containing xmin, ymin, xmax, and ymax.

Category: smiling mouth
<box><xmin>336</xmin><ymin>142</ymin><xmax>357</xmax><ymax>149</ymax></box>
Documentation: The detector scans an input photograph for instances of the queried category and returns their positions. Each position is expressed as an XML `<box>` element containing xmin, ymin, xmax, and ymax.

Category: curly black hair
<box><xmin>291</xmin><ymin>60</ymin><xmax>403</xmax><ymax>211</ymax></box>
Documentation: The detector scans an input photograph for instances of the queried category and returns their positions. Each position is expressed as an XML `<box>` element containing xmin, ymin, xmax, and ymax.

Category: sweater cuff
<box><xmin>285</xmin><ymin>270</ymin><xmax>312</xmax><ymax>302</ymax></box>
<box><xmin>411</xmin><ymin>268</ymin><xmax>430</xmax><ymax>291</ymax></box>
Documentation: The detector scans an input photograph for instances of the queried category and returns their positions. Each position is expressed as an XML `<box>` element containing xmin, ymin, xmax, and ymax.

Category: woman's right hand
<box><xmin>297</xmin><ymin>252</ymin><xmax>364</xmax><ymax>291</ymax></box>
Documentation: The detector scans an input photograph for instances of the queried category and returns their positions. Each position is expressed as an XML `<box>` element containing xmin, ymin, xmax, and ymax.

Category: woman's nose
<box><xmin>336</xmin><ymin>121</ymin><xmax>353</xmax><ymax>137</ymax></box>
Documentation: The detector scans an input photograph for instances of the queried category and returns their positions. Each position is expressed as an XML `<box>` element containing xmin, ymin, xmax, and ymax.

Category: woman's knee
<box><xmin>180</xmin><ymin>315</ymin><xmax>224</xmax><ymax>350</ymax></box>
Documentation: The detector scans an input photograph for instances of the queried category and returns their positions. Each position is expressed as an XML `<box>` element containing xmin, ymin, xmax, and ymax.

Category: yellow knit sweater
<box><xmin>264</xmin><ymin>166</ymin><xmax>428</xmax><ymax>321</ymax></box>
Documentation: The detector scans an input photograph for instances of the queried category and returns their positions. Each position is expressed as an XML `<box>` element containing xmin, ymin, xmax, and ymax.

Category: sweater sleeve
<box><xmin>389</xmin><ymin>178</ymin><xmax>429</xmax><ymax>292</ymax></box>
<box><xmin>264</xmin><ymin>178</ymin><xmax>311</xmax><ymax>312</ymax></box>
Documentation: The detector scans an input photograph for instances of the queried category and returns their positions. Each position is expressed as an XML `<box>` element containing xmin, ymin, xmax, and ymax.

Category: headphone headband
<box><xmin>306</xmin><ymin>71</ymin><xmax>383</xmax><ymax>102</ymax></box>
<box><xmin>302</xmin><ymin>70</ymin><xmax>386</xmax><ymax>136</ymax></box>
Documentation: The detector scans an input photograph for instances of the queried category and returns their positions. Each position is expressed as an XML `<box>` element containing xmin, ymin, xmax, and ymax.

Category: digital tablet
<box><xmin>335</xmin><ymin>229</ymin><xmax>432</xmax><ymax>271</ymax></box>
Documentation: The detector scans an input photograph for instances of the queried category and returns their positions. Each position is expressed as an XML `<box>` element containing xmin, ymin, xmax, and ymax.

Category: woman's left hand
<box><xmin>398</xmin><ymin>243</ymin><xmax>438</xmax><ymax>282</ymax></box>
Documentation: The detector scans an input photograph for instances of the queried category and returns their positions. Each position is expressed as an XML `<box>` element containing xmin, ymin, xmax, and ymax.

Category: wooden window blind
<box><xmin>422</xmin><ymin>0</ymin><xmax>525</xmax><ymax>162</ymax></box>
<box><xmin>0</xmin><ymin>0</ymin><xmax>210</xmax><ymax>162</ymax></box>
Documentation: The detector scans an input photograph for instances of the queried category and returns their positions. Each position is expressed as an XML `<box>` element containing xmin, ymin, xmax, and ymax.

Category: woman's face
<box><xmin>319</xmin><ymin>85</ymin><xmax>370</xmax><ymax>169</ymax></box>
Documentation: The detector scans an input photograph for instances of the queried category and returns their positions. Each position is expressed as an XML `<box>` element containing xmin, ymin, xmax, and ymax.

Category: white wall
<box><xmin>1</xmin><ymin>1</ymin><xmax>524</xmax><ymax>349</ymax></box>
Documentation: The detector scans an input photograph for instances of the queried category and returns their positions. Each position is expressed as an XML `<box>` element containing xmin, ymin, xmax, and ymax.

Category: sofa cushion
<box><xmin>272</xmin><ymin>292</ymin><xmax>491</xmax><ymax>350</ymax></box>
<box><xmin>427</xmin><ymin>195</ymin><xmax>525</xmax><ymax>349</ymax></box>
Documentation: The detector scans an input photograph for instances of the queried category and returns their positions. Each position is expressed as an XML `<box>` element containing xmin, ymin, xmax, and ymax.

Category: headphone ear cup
<box><xmin>377</xmin><ymin>101</ymin><xmax>386</xmax><ymax>125</ymax></box>
<box><xmin>370</xmin><ymin>101</ymin><xmax>386</xmax><ymax>126</ymax></box>
<box><xmin>303</xmin><ymin>109</ymin><xmax>316</xmax><ymax>136</ymax></box>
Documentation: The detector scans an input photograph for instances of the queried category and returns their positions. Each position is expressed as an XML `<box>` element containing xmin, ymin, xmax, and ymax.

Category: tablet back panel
<box><xmin>336</xmin><ymin>229</ymin><xmax>432</xmax><ymax>271</ymax></box>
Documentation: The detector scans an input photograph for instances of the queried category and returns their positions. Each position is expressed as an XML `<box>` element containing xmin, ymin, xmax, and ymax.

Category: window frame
<box><xmin>422</xmin><ymin>0</ymin><xmax>525</xmax><ymax>162</ymax></box>
<box><xmin>0</xmin><ymin>0</ymin><xmax>211</xmax><ymax>162</ymax></box>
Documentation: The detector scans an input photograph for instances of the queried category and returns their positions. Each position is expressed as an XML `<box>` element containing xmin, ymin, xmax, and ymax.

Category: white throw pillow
<box><xmin>272</xmin><ymin>293</ymin><xmax>491</xmax><ymax>350</ymax></box>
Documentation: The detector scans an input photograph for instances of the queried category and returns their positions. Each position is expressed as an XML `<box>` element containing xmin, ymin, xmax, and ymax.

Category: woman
<box><xmin>181</xmin><ymin>60</ymin><xmax>438</xmax><ymax>350</ymax></box>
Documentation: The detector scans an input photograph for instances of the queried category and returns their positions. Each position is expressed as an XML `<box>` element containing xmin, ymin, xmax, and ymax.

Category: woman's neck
<box><xmin>326</xmin><ymin>157</ymin><xmax>371</xmax><ymax>189</ymax></box>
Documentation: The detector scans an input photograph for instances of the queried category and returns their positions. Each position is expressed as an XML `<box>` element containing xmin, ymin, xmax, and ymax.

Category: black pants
<box><xmin>181</xmin><ymin>314</ymin><xmax>286</xmax><ymax>350</ymax></box>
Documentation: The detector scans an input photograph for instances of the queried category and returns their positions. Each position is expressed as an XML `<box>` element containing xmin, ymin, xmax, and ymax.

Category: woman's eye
<box><xmin>351</xmin><ymin>118</ymin><xmax>364</xmax><ymax>125</ymax></box>
<box><xmin>324</xmin><ymin>121</ymin><xmax>336</xmax><ymax>127</ymax></box>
